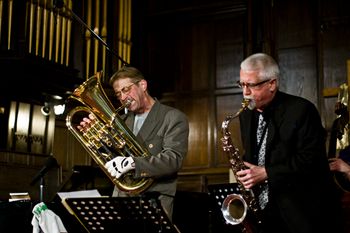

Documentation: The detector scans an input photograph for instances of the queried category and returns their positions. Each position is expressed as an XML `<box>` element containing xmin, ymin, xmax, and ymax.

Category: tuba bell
<box><xmin>66</xmin><ymin>72</ymin><xmax>153</xmax><ymax>194</ymax></box>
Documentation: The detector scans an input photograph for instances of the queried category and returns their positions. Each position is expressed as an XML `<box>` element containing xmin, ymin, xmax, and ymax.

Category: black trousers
<box><xmin>258</xmin><ymin>202</ymin><xmax>291</xmax><ymax>233</ymax></box>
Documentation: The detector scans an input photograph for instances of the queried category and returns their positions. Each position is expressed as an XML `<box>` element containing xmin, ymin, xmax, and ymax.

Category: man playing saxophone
<box><xmin>234</xmin><ymin>53</ymin><xmax>343</xmax><ymax>233</ymax></box>
<box><xmin>78</xmin><ymin>66</ymin><xmax>189</xmax><ymax>221</ymax></box>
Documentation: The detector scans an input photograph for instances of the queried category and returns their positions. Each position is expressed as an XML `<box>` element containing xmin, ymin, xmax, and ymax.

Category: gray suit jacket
<box><xmin>113</xmin><ymin>100</ymin><xmax>189</xmax><ymax>219</ymax></box>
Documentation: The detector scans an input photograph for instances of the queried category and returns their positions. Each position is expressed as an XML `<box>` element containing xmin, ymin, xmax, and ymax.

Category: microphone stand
<box><xmin>57</xmin><ymin>1</ymin><xmax>129</xmax><ymax>66</ymax></box>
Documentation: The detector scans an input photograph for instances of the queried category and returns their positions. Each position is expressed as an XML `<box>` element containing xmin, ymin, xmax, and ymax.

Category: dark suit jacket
<box><xmin>239</xmin><ymin>91</ymin><xmax>342</xmax><ymax>233</ymax></box>
<box><xmin>113</xmin><ymin>100</ymin><xmax>189</xmax><ymax>219</ymax></box>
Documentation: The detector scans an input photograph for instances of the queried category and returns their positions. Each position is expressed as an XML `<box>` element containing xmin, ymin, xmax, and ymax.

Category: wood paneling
<box><xmin>53</xmin><ymin>119</ymin><xmax>91</xmax><ymax>171</ymax></box>
<box><xmin>278</xmin><ymin>48</ymin><xmax>318</xmax><ymax>106</ymax></box>
<box><xmin>215</xmin><ymin>17</ymin><xmax>245</xmax><ymax>89</ymax></box>
<box><xmin>191</xmin><ymin>23</ymin><xmax>213</xmax><ymax>91</ymax></box>
<box><xmin>275</xmin><ymin>0</ymin><xmax>316</xmax><ymax>49</ymax></box>
<box><xmin>180</xmin><ymin>97</ymin><xmax>211</xmax><ymax>168</ymax></box>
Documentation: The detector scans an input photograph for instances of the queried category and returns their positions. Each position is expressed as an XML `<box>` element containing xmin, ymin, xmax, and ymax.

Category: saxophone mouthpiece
<box><xmin>243</xmin><ymin>98</ymin><xmax>256</xmax><ymax>110</ymax></box>
<box><xmin>248</xmin><ymin>100</ymin><xmax>256</xmax><ymax>110</ymax></box>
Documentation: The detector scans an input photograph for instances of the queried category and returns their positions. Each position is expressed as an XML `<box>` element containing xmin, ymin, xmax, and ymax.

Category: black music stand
<box><xmin>61</xmin><ymin>196</ymin><xmax>179</xmax><ymax>233</ymax></box>
<box><xmin>207</xmin><ymin>183</ymin><xmax>242</xmax><ymax>233</ymax></box>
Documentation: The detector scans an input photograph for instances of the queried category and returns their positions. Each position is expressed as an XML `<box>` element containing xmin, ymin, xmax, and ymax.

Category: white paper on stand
<box><xmin>57</xmin><ymin>189</ymin><xmax>102</xmax><ymax>200</ymax></box>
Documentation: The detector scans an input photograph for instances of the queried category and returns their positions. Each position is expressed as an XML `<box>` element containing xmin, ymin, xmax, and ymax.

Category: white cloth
<box><xmin>31</xmin><ymin>202</ymin><xmax>67</xmax><ymax>233</ymax></box>
<box><xmin>257</xmin><ymin>113</ymin><xmax>269</xmax><ymax>209</ymax></box>
<box><xmin>105</xmin><ymin>156</ymin><xmax>135</xmax><ymax>178</ymax></box>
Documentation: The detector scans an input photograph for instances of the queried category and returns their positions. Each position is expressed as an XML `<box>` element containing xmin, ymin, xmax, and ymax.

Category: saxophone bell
<box><xmin>221</xmin><ymin>193</ymin><xmax>248</xmax><ymax>225</ymax></box>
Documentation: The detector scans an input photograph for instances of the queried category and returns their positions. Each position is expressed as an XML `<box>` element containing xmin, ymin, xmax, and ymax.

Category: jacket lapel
<box><xmin>138</xmin><ymin>101</ymin><xmax>160</xmax><ymax>141</ymax></box>
<box><xmin>124</xmin><ymin>100</ymin><xmax>161</xmax><ymax>142</ymax></box>
<box><xmin>265</xmin><ymin>92</ymin><xmax>286</xmax><ymax>161</ymax></box>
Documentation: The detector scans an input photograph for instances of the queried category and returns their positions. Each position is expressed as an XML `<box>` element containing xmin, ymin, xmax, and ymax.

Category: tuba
<box><xmin>66</xmin><ymin>72</ymin><xmax>153</xmax><ymax>194</ymax></box>
<box><xmin>220</xmin><ymin>99</ymin><xmax>262</xmax><ymax>233</ymax></box>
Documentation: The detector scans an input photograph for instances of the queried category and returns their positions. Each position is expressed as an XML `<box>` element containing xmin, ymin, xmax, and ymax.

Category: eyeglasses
<box><xmin>115</xmin><ymin>81</ymin><xmax>140</xmax><ymax>99</ymax></box>
<box><xmin>236</xmin><ymin>79</ymin><xmax>273</xmax><ymax>89</ymax></box>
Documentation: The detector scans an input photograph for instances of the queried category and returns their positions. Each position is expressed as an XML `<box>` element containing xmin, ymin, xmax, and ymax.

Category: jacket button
<box><xmin>141</xmin><ymin>172</ymin><xmax>148</xmax><ymax>177</ymax></box>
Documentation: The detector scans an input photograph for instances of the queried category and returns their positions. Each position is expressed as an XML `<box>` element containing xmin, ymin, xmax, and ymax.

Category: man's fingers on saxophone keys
<box><xmin>237</xmin><ymin>169</ymin><xmax>255</xmax><ymax>188</ymax></box>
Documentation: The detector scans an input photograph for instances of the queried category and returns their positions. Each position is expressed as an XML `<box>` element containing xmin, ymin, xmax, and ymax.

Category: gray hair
<box><xmin>240</xmin><ymin>53</ymin><xmax>280</xmax><ymax>86</ymax></box>
<box><xmin>109</xmin><ymin>66</ymin><xmax>145</xmax><ymax>86</ymax></box>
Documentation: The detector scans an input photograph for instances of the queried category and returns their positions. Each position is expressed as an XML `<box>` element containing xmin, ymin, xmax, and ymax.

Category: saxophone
<box><xmin>220</xmin><ymin>99</ymin><xmax>262</xmax><ymax>232</ymax></box>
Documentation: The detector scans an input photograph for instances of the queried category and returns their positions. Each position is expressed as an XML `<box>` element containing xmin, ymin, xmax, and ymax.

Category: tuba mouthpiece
<box><xmin>124</xmin><ymin>98</ymin><xmax>133</xmax><ymax>108</ymax></box>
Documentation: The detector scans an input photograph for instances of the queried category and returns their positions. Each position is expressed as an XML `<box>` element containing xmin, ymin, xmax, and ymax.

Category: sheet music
<box><xmin>57</xmin><ymin>189</ymin><xmax>102</xmax><ymax>200</ymax></box>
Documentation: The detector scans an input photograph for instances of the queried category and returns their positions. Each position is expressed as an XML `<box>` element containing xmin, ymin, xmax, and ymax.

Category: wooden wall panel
<box><xmin>216</xmin><ymin>17</ymin><xmax>245</xmax><ymax>89</ymax></box>
<box><xmin>274</xmin><ymin>0</ymin><xmax>319</xmax><ymax>108</ymax></box>
<box><xmin>275</xmin><ymin>0</ymin><xmax>315</xmax><ymax>49</ymax></box>
<box><xmin>161</xmin><ymin>96</ymin><xmax>212</xmax><ymax>169</ymax></box>
<box><xmin>319</xmin><ymin>0</ymin><xmax>350</xmax><ymax>18</ymax></box>
<box><xmin>181</xmin><ymin>97</ymin><xmax>211</xmax><ymax>168</ymax></box>
<box><xmin>53</xmin><ymin>120</ymin><xmax>91</xmax><ymax>171</ymax></box>
<box><xmin>146</xmin><ymin>27</ymin><xmax>179</xmax><ymax>95</ymax></box>
<box><xmin>278</xmin><ymin>48</ymin><xmax>318</xmax><ymax>106</ymax></box>
<box><xmin>191</xmin><ymin>23</ymin><xmax>213</xmax><ymax>91</ymax></box>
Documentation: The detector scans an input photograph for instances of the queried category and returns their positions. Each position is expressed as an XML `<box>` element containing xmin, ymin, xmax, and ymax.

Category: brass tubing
<box><xmin>35</xmin><ymin>2</ymin><xmax>42</xmax><ymax>55</ymax></box>
<box><xmin>122</xmin><ymin>0</ymin><xmax>127</xmax><ymax>65</ymax></box>
<box><xmin>0</xmin><ymin>0</ymin><xmax>3</xmax><ymax>44</ymax></box>
<box><xmin>126</xmin><ymin>0</ymin><xmax>131</xmax><ymax>64</ymax></box>
<box><xmin>93</xmin><ymin>0</ymin><xmax>100</xmax><ymax>74</ymax></box>
<box><xmin>29</xmin><ymin>1</ymin><xmax>35</xmax><ymax>53</ymax></box>
<box><xmin>101</xmin><ymin>0</ymin><xmax>107</xmax><ymax>76</ymax></box>
<box><xmin>66</xmin><ymin>18</ymin><xmax>72</xmax><ymax>65</ymax></box>
<box><xmin>7</xmin><ymin>0</ymin><xmax>13</xmax><ymax>50</ymax></box>
<box><xmin>65</xmin><ymin>0</ymin><xmax>72</xmax><ymax>66</ymax></box>
<box><xmin>55</xmin><ymin>14</ymin><xmax>61</xmax><ymax>63</ymax></box>
<box><xmin>85</xmin><ymin>0</ymin><xmax>92</xmax><ymax>79</ymax></box>
<box><xmin>49</xmin><ymin>10</ymin><xmax>54</xmax><ymax>60</ymax></box>
<box><xmin>24</xmin><ymin>2</ymin><xmax>30</xmax><ymax>49</ymax></box>
<box><xmin>122</xmin><ymin>0</ymin><xmax>128</xmax><ymax>63</ymax></box>
<box><xmin>118</xmin><ymin>0</ymin><xmax>124</xmax><ymax>68</ymax></box>
<box><xmin>42</xmin><ymin>0</ymin><xmax>48</xmax><ymax>58</ymax></box>
<box><xmin>61</xmin><ymin>15</ymin><xmax>66</xmax><ymax>64</ymax></box>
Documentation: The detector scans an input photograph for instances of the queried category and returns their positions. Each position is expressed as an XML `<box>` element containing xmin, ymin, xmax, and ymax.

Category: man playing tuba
<box><xmin>78</xmin><ymin>66</ymin><xmax>189</xmax><ymax>221</ymax></box>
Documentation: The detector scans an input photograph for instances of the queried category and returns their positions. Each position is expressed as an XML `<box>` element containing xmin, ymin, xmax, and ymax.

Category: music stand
<box><xmin>61</xmin><ymin>196</ymin><xmax>179</xmax><ymax>233</ymax></box>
